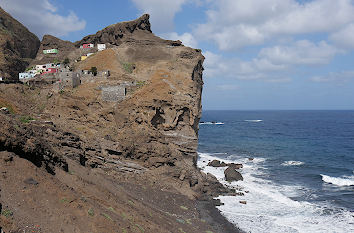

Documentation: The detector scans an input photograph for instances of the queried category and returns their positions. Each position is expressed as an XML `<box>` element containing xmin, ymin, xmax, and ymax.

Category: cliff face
<box><xmin>0</xmin><ymin>14</ymin><xmax>238</xmax><ymax>233</ymax></box>
<box><xmin>0</xmin><ymin>7</ymin><xmax>40</xmax><ymax>80</ymax></box>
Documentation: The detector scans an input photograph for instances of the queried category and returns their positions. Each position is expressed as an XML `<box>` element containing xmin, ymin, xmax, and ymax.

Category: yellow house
<box><xmin>81</xmin><ymin>55</ymin><xmax>87</xmax><ymax>61</ymax></box>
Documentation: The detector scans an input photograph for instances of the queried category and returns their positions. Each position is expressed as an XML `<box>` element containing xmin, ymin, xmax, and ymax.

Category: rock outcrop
<box><xmin>0</xmin><ymin>7</ymin><xmax>40</xmax><ymax>80</ymax></box>
<box><xmin>75</xmin><ymin>14</ymin><xmax>152</xmax><ymax>46</ymax></box>
<box><xmin>29</xmin><ymin>35</ymin><xmax>75</xmax><ymax>67</ymax></box>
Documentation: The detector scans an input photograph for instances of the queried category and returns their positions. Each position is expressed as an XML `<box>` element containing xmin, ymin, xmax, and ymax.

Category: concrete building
<box><xmin>87</xmin><ymin>53</ymin><xmax>94</xmax><ymax>57</ymax></box>
<box><xmin>58</xmin><ymin>71</ymin><xmax>81</xmax><ymax>88</ymax></box>
<box><xmin>97</xmin><ymin>44</ymin><xmax>106</xmax><ymax>51</ymax></box>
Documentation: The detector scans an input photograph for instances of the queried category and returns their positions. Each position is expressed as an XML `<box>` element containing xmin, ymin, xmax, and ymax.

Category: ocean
<box><xmin>197</xmin><ymin>110</ymin><xmax>354</xmax><ymax>233</ymax></box>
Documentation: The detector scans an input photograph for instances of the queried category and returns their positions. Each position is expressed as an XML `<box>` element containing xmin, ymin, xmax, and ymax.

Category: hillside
<box><xmin>0</xmin><ymin>7</ymin><xmax>40</xmax><ymax>80</ymax></box>
<box><xmin>0</xmin><ymin>11</ymin><xmax>240</xmax><ymax>233</ymax></box>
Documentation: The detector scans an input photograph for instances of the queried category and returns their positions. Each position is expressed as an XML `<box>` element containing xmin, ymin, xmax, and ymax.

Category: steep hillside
<box><xmin>0</xmin><ymin>7</ymin><xmax>40</xmax><ymax>80</ymax></box>
<box><xmin>0</xmin><ymin>14</ymin><xmax>240</xmax><ymax>233</ymax></box>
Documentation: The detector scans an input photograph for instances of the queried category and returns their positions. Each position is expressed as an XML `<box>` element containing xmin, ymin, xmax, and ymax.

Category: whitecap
<box><xmin>245</xmin><ymin>120</ymin><xmax>263</xmax><ymax>122</ymax></box>
<box><xmin>199</xmin><ymin>122</ymin><xmax>225</xmax><ymax>125</ymax></box>
<box><xmin>321</xmin><ymin>174</ymin><xmax>354</xmax><ymax>186</ymax></box>
<box><xmin>281</xmin><ymin>161</ymin><xmax>305</xmax><ymax>166</ymax></box>
<box><xmin>197</xmin><ymin>152</ymin><xmax>354</xmax><ymax>233</ymax></box>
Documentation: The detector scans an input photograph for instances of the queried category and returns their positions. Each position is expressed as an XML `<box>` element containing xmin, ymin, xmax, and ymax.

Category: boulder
<box><xmin>208</xmin><ymin>160</ymin><xmax>227</xmax><ymax>167</ymax></box>
<box><xmin>224</xmin><ymin>167</ymin><xmax>243</xmax><ymax>182</ymax></box>
<box><xmin>227</xmin><ymin>163</ymin><xmax>243</xmax><ymax>169</ymax></box>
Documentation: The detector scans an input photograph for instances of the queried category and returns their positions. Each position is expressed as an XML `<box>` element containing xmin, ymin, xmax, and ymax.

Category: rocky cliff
<box><xmin>0</xmin><ymin>7</ymin><xmax>40</xmax><ymax>80</ymax></box>
<box><xmin>0</xmin><ymin>13</ymin><xmax>239</xmax><ymax>233</ymax></box>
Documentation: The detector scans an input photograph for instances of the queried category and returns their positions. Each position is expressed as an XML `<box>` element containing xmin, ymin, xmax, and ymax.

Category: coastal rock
<box><xmin>227</xmin><ymin>163</ymin><xmax>243</xmax><ymax>169</ymax></box>
<box><xmin>0</xmin><ymin>7</ymin><xmax>40</xmax><ymax>80</ymax></box>
<box><xmin>239</xmin><ymin>201</ymin><xmax>247</xmax><ymax>205</ymax></box>
<box><xmin>224</xmin><ymin>167</ymin><xmax>243</xmax><ymax>182</ymax></box>
<box><xmin>208</xmin><ymin>160</ymin><xmax>227</xmax><ymax>167</ymax></box>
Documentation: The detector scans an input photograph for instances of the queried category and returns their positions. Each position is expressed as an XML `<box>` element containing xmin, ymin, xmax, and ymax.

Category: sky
<box><xmin>1</xmin><ymin>0</ymin><xmax>354</xmax><ymax>110</ymax></box>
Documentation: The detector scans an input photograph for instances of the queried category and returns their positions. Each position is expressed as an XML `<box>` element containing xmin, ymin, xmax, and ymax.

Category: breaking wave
<box><xmin>321</xmin><ymin>174</ymin><xmax>354</xmax><ymax>186</ymax></box>
<box><xmin>281</xmin><ymin>161</ymin><xmax>305</xmax><ymax>166</ymax></box>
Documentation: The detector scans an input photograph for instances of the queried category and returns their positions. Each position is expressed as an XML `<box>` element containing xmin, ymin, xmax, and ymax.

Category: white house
<box><xmin>19</xmin><ymin>72</ymin><xmax>35</xmax><ymax>80</ymax></box>
<box><xmin>87</xmin><ymin>53</ymin><xmax>94</xmax><ymax>57</ymax></box>
<box><xmin>97</xmin><ymin>44</ymin><xmax>106</xmax><ymax>51</ymax></box>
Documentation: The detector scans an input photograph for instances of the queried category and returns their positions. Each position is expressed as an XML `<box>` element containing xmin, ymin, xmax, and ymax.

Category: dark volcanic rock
<box><xmin>208</xmin><ymin>160</ymin><xmax>227</xmax><ymax>167</ymax></box>
<box><xmin>227</xmin><ymin>163</ymin><xmax>243</xmax><ymax>169</ymax></box>
<box><xmin>75</xmin><ymin>14</ymin><xmax>151</xmax><ymax>47</ymax></box>
<box><xmin>0</xmin><ymin>7</ymin><xmax>40</xmax><ymax>80</ymax></box>
<box><xmin>224</xmin><ymin>167</ymin><xmax>243</xmax><ymax>182</ymax></box>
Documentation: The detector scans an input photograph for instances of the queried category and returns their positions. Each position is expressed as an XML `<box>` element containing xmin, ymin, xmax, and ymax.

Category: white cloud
<box><xmin>131</xmin><ymin>0</ymin><xmax>190</xmax><ymax>33</ymax></box>
<box><xmin>161</xmin><ymin>32</ymin><xmax>198</xmax><ymax>48</ymax></box>
<box><xmin>258</xmin><ymin>40</ymin><xmax>341</xmax><ymax>65</ymax></box>
<box><xmin>330</xmin><ymin>23</ymin><xmax>354</xmax><ymax>49</ymax></box>
<box><xmin>0</xmin><ymin>0</ymin><xmax>86</xmax><ymax>38</ymax></box>
<box><xmin>311</xmin><ymin>71</ymin><xmax>354</xmax><ymax>82</ymax></box>
<box><xmin>195</xmin><ymin>0</ymin><xmax>354</xmax><ymax>50</ymax></box>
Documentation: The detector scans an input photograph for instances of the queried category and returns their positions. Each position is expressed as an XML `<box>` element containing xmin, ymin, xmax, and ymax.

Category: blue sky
<box><xmin>1</xmin><ymin>0</ymin><xmax>354</xmax><ymax>110</ymax></box>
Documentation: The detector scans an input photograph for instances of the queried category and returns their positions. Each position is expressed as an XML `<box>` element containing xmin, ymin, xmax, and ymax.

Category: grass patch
<box><xmin>178</xmin><ymin>228</ymin><xmax>186</xmax><ymax>233</ymax></box>
<box><xmin>176</xmin><ymin>218</ymin><xmax>185</xmax><ymax>224</ymax></box>
<box><xmin>186</xmin><ymin>219</ymin><xmax>192</xmax><ymax>225</ymax></box>
<box><xmin>1</xmin><ymin>209</ymin><xmax>13</xmax><ymax>217</ymax></box>
<box><xmin>88</xmin><ymin>208</ymin><xmax>94</xmax><ymax>216</ymax></box>
<box><xmin>180</xmin><ymin>206</ymin><xmax>188</xmax><ymax>210</ymax></box>
<box><xmin>108</xmin><ymin>207</ymin><xmax>115</xmax><ymax>212</ymax></box>
<box><xmin>206</xmin><ymin>231</ymin><xmax>214</xmax><ymax>233</ymax></box>
<box><xmin>19</xmin><ymin>115</ymin><xmax>34</xmax><ymax>123</ymax></box>
<box><xmin>102</xmin><ymin>213</ymin><xmax>112</xmax><ymax>221</ymax></box>
<box><xmin>122</xmin><ymin>62</ymin><xmax>135</xmax><ymax>74</ymax></box>
<box><xmin>128</xmin><ymin>200</ymin><xmax>135</xmax><ymax>206</ymax></box>
<box><xmin>121</xmin><ymin>228</ymin><xmax>128</xmax><ymax>233</ymax></box>
<box><xmin>135</xmin><ymin>224</ymin><xmax>145</xmax><ymax>232</ymax></box>
<box><xmin>60</xmin><ymin>198</ymin><xmax>69</xmax><ymax>203</ymax></box>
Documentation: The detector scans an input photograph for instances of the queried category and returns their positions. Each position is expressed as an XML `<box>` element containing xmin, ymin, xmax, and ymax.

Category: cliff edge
<box><xmin>0</xmin><ymin>12</ymin><xmax>239</xmax><ymax>233</ymax></box>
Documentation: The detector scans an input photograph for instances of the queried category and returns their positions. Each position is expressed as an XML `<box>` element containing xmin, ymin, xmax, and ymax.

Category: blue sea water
<box><xmin>197</xmin><ymin>110</ymin><xmax>354</xmax><ymax>233</ymax></box>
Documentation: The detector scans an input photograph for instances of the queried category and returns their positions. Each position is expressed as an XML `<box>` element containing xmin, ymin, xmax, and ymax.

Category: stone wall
<box><xmin>101</xmin><ymin>85</ymin><xmax>126</xmax><ymax>102</ymax></box>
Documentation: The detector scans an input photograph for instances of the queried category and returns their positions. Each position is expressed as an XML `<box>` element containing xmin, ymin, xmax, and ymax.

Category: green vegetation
<box><xmin>108</xmin><ymin>207</ymin><xmax>115</xmax><ymax>212</ymax></box>
<box><xmin>121</xmin><ymin>228</ymin><xmax>128</xmax><ymax>233</ymax></box>
<box><xmin>102</xmin><ymin>213</ymin><xmax>112</xmax><ymax>221</ymax></box>
<box><xmin>206</xmin><ymin>231</ymin><xmax>214</xmax><ymax>233</ymax></box>
<box><xmin>135</xmin><ymin>224</ymin><xmax>145</xmax><ymax>232</ymax></box>
<box><xmin>60</xmin><ymin>198</ymin><xmax>68</xmax><ymax>203</ymax></box>
<box><xmin>122</xmin><ymin>62</ymin><xmax>135</xmax><ymax>73</ymax></box>
<box><xmin>88</xmin><ymin>208</ymin><xmax>94</xmax><ymax>216</ymax></box>
<box><xmin>176</xmin><ymin>219</ymin><xmax>185</xmax><ymax>224</ymax></box>
<box><xmin>25</xmin><ymin>67</ymin><xmax>34</xmax><ymax>71</ymax></box>
<box><xmin>128</xmin><ymin>200</ymin><xmax>135</xmax><ymax>206</ymax></box>
<box><xmin>19</xmin><ymin>115</ymin><xmax>34</xmax><ymax>123</ymax></box>
<box><xmin>63</xmin><ymin>57</ymin><xmax>70</xmax><ymax>65</ymax></box>
<box><xmin>180</xmin><ymin>206</ymin><xmax>188</xmax><ymax>210</ymax></box>
<box><xmin>1</xmin><ymin>209</ymin><xmax>13</xmax><ymax>218</ymax></box>
<box><xmin>178</xmin><ymin>228</ymin><xmax>186</xmax><ymax>233</ymax></box>
<box><xmin>90</xmin><ymin>66</ymin><xmax>98</xmax><ymax>76</ymax></box>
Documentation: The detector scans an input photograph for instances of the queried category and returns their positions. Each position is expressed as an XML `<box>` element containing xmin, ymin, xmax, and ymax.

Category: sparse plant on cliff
<box><xmin>1</xmin><ymin>209</ymin><xmax>13</xmax><ymax>217</ymax></box>
<box><xmin>90</xmin><ymin>66</ymin><xmax>97</xmax><ymax>76</ymax></box>
<box><xmin>122</xmin><ymin>62</ymin><xmax>135</xmax><ymax>73</ymax></box>
<box><xmin>88</xmin><ymin>208</ymin><xmax>94</xmax><ymax>216</ymax></box>
<box><xmin>19</xmin><ymin>115</ymin><xmax>34</xmax><ymax>123</ymax></box>
<box><xmin>63</xmin><ymin>57</ymin><xmax>70</xmax><ymax>65</ymax></box>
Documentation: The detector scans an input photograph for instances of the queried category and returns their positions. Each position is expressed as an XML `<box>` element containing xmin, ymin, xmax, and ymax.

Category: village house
<box><xmin>19</xmin><ymin>72</ymin><xmax>35</xmax><ymax>80</ymax></box>
<box><xmin>80</xmin><ymin>43</ymin><xmax>94</xmax><ymax>48</ymax></box>
<box><xmin>81</xmin><ymin>55</ymin><xmax>87</xmax><ymax>61</ymax></box>
<box><xmin>58</xmin><ymin>71</ymin><xmax>81</xmax><ymax>88</ymax></box>
<box><xmin>97</xmin><ymin>44</ymin><xmax>106</xmax><ymax>51</ymax></box>
<box><xmin>43</xmin><ymin>49</ymin><xmax>58</xmax><ymax>54</ymax></box>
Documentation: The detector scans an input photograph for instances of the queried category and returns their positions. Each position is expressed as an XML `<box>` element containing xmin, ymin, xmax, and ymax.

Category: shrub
<box><xmin>19</xmin><ymin>115</ymin><xmax>34</xmax><ymax>123</ymax></box>
<box><xmin>90</xmin><ymin>66</ymin><xmax>98</xmax><ymax>76</ymax></box>
<box><xmin>122</xmin><ymin>62</ymin><xmax>135</xmax><ymax>73</ymax></box>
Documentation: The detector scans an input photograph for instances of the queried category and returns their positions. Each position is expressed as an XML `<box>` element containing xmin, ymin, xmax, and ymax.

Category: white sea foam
<box><xmin>199</xmin><ymin>122</ymin><xmax>225</xmax><ymax>125</ymax></box>
<box><xmin>281</xmin><ymin>161</ymin><xmax>305</xmax><ymax>166</ymax></box>
<box><xmin>197</xmin><ymin>152</ymin><xmax>354</xmax><ymax>233</ymax></box>
<box><xmin>245</xmin><ymin>120</ymin><xmax>263</xmax><ymax>122</ymax></box>
<box><xmin>321</xmin><ymin>174</ymin><xmax>354</xmax><ymax>186</ymax></box>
